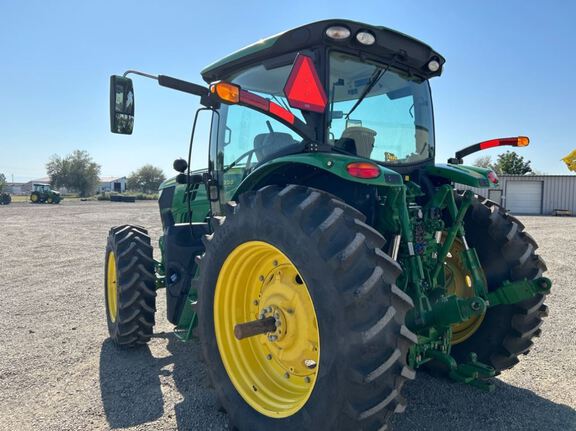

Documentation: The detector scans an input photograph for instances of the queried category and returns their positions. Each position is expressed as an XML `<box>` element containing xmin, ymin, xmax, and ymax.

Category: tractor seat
<box><xmin>340</xmin><ymin>127</ymin><xmax>377</xmax><ymax>159</ymax></box>
<box><xmin>253</xmin><ymin>132</ymin><xmax>296</xmax><ymax>162</ymax></box>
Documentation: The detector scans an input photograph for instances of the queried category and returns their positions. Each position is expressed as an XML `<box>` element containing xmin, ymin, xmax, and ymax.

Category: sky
<box><xmin>1</xmin><ymin>0</ymin><xmax>575</xmax><ymax>182</ymax></box>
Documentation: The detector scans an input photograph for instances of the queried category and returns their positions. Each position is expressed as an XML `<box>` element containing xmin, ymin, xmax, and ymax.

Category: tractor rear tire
<box><xmin>30</xmin><ymin>192</ymin><xmax>40</xmax><ymax>203</ymax></box>
<box><xmin>451</xmin><ymin>193</ymin><xmax>548</xmax><ymax>372</ymax></box>
<box><xmin>198</xmin><ymin>185</ymin><xmax>416</xmax><ymax>431</ymax></box>
<box><xmin>105</xmin><ymin>224</ymin><xmax>156</xmax><ymax>347</ymax></box>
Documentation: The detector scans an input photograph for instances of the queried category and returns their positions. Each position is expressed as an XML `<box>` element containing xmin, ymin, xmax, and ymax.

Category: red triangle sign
<box><xmin>283</xmin><ymin>54</ymin><xmax>327</xmax><ymax>113</ymax></box>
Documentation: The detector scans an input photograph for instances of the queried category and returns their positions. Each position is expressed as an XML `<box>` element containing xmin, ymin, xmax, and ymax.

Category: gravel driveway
<box><xmin>0</xmin><ymin>201</ymin><xmax>574</xmax><ymax>430</ymax></box>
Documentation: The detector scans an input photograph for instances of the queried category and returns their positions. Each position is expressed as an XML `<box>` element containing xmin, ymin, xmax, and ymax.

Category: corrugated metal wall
<box><xmin>456</xmin><ymin>175</ymin><xmax>576</xmax><ymax>215</ymax></box>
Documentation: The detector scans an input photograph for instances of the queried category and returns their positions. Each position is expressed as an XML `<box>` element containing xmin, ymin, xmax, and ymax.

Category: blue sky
<box><xmin>1</xmin><ymin>1</ymin><xmax>575</xmax><ymax>182</ymax></box>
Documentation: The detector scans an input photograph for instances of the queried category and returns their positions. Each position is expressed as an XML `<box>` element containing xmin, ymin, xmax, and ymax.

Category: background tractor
<box><xmin>0</xmin><ymin>192</ymin><xmax>11</xmax><ymax>205</ymax></box>
<box><xmin>104</xmin><ymin>20</ymin><xmax>551</xmax><ymax>431</ymax></box>
<box><xmin>30</xmin><ymin>183</ymin><xmax>61</xmax><ymax>204</ymax></box>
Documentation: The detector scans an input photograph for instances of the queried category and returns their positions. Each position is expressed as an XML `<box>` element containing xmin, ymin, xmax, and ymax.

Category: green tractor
<box><xmin>105</xmin><ymin>20</ymin><xmax>550</xmax><ymax>431</ymax></box>
<box><xmin>30</xmin><ymin>183</ymin><xmax>61</xmax><ymax>204</ymax></box>
<box><xmin>0</xmin><ymin>192</ymin><xmax>11</xmax><ymax>205</ymax></box>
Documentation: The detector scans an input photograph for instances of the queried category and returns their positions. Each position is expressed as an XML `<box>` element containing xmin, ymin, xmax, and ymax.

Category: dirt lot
<box><xmin>0</xmin><ymin>201</ymin><xmax>574</xmax><ymax>431</ymax></box>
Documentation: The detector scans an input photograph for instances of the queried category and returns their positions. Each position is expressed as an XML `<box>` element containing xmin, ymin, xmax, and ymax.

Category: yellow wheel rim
<box><xmin>445</xmin><ymin>238</ymin><xmax>486</xmax><ymax>344</ymax></box>
<box><xmin>214</xmin><ymin>241</ymin><xmax>320</xmax><ymax>418</ymax></box>
<box><xmin>107</xmin><ymin>251</ymin><xmax>118</xmax><ymax>322</ymax></box>
<box><xmin>30</xmin><ymin>194</ymin><xmax>38</xmax><ymax>202</ymax></box>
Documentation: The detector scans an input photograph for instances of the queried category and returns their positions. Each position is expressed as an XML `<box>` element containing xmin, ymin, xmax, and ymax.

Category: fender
<box><xmin>232</xmin><ymin>152</ymin><xmax>404</xmax><ymax>199</ymax></box>
<box><xmin>426</xmin><ymin>163</ymin><xmax>498</xmax><ymax>189</ymax></box>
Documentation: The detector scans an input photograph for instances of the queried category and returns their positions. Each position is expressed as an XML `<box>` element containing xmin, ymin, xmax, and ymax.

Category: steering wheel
<box><xmin>223</xmin><ymin>149</ymin><xmax>256</xmax><ymax>173</ymax></box>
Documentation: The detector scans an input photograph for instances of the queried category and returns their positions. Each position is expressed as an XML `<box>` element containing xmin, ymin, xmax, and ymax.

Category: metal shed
<box><xmin>457</xmin><ymin>175</ymin><xmax>576</xmax><ymax>215</ymax></box>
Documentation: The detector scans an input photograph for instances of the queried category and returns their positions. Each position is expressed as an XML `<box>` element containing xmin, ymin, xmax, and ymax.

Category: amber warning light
<box><xmin>210</xmin><ymin>81</ymin><xmax>296</xmax><ymax>126</ymax></box>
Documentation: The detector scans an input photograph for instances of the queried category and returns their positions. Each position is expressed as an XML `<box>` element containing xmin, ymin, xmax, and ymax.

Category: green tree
<box><xmin>493</xmin><ymin>151</ymin><xmax>532</xmax><ymax>175</ymax></box>
<box><xmin>0</xmin><ymin>173</ymin><xmax>6</xmax><ymax>192</ymax></box>
<box><xmin>127</xmin><ymin>165</ymin><xmax>166</xmax><ymax>193</ymax></box>
<box><xmin>473</xmin><ymin>156</ymin><xmax>493</xmax><ymax>169</ymax></box>
<box><xmin>46</xmin><ymin>150</ymin><xmax>101</xmax><ymax>197</ymax></box>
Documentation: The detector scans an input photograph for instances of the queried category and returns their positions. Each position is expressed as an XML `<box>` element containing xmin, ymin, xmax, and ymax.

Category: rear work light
<box><xmin>356</xmin><ymin>31</ymin><xmax>375</xmax><ymax>46</ymax></box>
<box><xmin>326</xmin><ymin>26</ymin><xmax>350</xmax><ymax>40</ymax></box>
<box><xmin>346</xmin><ymin>162</ymin><xmax>381</xmax><ymax>179</ymax></box>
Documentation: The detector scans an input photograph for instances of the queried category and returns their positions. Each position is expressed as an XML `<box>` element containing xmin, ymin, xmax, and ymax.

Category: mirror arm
<box><xmin>123</xmin><ymin>70</ymin><xmax>158</xmax><ymax>80</ymax></box>
<box><xmin>157</xmin><ymin>75</ymin><xmax>208</xmax><ymax>97</ymax></box>
<box><xmin>122</xmin><ymin>70</ymin><xmax>215</xmax><ymax>107</ymax></box>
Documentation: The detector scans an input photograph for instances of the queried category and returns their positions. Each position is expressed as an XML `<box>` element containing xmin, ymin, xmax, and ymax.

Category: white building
<box><xmin>458</xmin><ymin>174</ymin><xmax>576</xmax><ymax>215</ymax></box>
<box><xmin>98</xmin><ymin>176</ymin><xmax>127</xmax><ymax>193</ymax></box>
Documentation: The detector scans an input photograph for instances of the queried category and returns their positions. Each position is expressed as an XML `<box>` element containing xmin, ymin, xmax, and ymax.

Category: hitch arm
<box><xmin>488</xmin><ymin>277</ymin><xmax>551</xmax><ymax>306</ymax></box>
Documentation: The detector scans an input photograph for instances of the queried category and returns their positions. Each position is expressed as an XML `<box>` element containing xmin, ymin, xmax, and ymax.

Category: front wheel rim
<box><xmin>214</xmin><ymin>241</ymin><xmax>320</xmax><ymax>418</ymax></box>
<box><xmin>106</xmin><ymin>251</ymin><xmax>118</xmax><ymax>322</ymax></box>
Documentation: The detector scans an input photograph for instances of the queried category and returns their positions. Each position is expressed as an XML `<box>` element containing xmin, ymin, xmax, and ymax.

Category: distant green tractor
<box><xmin>105</xmin><ymin>20</ymin><xmax>550</xmax><ymax>431</ymax></box>
<box><xmin>30</xmin><ymin>183</ymin><xmax>61</xmax><ymax>204</ymax></box>
<box><xmin>0</xmin><ymin>192</ymin><xmax>11</xmax><ymax>205</ymax></box>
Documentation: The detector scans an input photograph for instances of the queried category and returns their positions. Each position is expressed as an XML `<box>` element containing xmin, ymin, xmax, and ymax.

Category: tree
<box><xmin>0</xmin><ymin>173</ymin><xmax>6</xmax><ymax>192</ymax></box>
<box><xmin>473</xmin><ymin>156</ymin><xmax>493</xmax><ymax>169</ymax></box>
<box><xmin>46</xmin><ymin>150</ymin><xmax>101</xmax><ymax>197</ymax></box>
<box><xmin>492</xmin><ymin>151</ymin><xmax>532</xmax><ymax>175</ymax></box>
<box><xmin>127</xmin><ymin>165</ymin><xmax>166</xmax><ymax>193</ymax></box>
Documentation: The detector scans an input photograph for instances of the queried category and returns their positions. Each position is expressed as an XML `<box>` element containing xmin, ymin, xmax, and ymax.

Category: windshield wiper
<box><xmin>345</xmin><ymin>64</ymin><xmax>391</xmax><ymax>119</ymax></box>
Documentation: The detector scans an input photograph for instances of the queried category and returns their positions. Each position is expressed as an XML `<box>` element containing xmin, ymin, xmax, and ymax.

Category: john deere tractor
<box><xmin>0</xmin><ymin>192</ymin><xmax>11</xmax><ymax>205</ymax></box>
<box><xmin>30</xmin><ymin>183</ymin><xmax>61</xmax><ymax>204</ymax></box>
<box><xmin>105</xmin><ymin>20</ymin><xmax>550</xmax><ymax>431</ymax></box>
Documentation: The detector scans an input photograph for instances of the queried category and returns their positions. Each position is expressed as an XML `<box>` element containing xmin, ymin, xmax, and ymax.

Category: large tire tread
<box><xmin>199</xmin><ymin>185</ymin><xmax>415</xmax><ymax>431</ymax></box>
<box><xmin>452</xmin><ymin>192</ymin><xmax>549</xmax><ymax>372</ymax></box>
<box><xmin>105</xmin><ymin>224</ymin><xmax>156</xmax><ymax>347</ymax></box>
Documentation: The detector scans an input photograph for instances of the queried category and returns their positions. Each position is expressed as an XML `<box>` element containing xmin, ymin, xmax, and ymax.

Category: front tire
<box><xmin>198</xmin><ymin>185</ymin><xmax>416</xmax><ymax>431</ymax></box>
<box><xmin>105</xmin><ymin>225</ymin><xmax>156</xmax><ymax>346</ymax></box>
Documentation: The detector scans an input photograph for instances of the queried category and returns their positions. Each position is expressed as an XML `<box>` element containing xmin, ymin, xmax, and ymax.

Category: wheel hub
<box><xmin>214</xmin><ymin>241</ymin><xmax>320</xmax><ymax>418</ymax></box>
<box><xmin>256</xmin><ymin>265</ymin><xmax>319</xmax><ymax>377</ymax></box>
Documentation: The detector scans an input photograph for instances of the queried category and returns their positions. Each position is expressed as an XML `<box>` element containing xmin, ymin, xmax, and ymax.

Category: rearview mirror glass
<box><xmin>110</xmin><ymin>75</ymin><xmax>134</xmax><ymax>134</ymax></box>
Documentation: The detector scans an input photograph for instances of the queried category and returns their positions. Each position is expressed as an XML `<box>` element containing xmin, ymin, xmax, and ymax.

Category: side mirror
<box><xmin>110</xmin><ymin>75</ymin><xmax>135</xmax><ymax>134</ymax></box>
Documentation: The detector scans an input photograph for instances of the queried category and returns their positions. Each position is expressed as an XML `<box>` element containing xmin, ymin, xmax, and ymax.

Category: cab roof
<box><xmin>201</xmin><ymin>19</ymin><xmax>445</xmax><ymax>83</ymax></box>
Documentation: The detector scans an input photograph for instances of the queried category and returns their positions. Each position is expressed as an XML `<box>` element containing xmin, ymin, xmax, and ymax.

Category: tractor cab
<box><xmin>200</xmin><ymin>20</ymin><xmax>442</xmax><ymax>203</ymax></box>
<box><xmin>32</xmin><ymin>183</ymin><xmax>51</xmax><ymax>193</ymax></box>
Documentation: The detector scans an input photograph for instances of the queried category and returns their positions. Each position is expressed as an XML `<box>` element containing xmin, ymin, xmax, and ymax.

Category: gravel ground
<box><xmin>0</xmin><ymin>201</ymin><xmax>574</xmax><ymax>431</ymax></box>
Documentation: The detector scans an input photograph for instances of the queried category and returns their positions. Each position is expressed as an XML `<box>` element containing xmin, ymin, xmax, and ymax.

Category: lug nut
<box><xmin>266</xmin><ymin>354</ymin><xmax>272</xmax><ymax>360</ymax></box>
<box><xmin>284</xmin><ymin>372</ymin><xmax>290</xmax><ymax>379</ymax></box>
<box><xmin>259</xmin><ymin>275</ymin><xmax>265</xmax><ymax>282</ymax></box>
<box><xmin>304</xmin><ymin>359</ymin><xmax>317</xmax><ymax>370</ymax></box>
<box><xmin>304</xmin><ymin>376</ymin><xmax>311</xmax><ymax>383</ymax></box>
<box><xmin>268</xmin><ymin>334</ymin><xmax>278</xmax><ymax>342</ymax></box>
<box><xmin>272</xmin><ymin>260</ymin><xmax>278</xmax><ymax>267</ymax></box>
